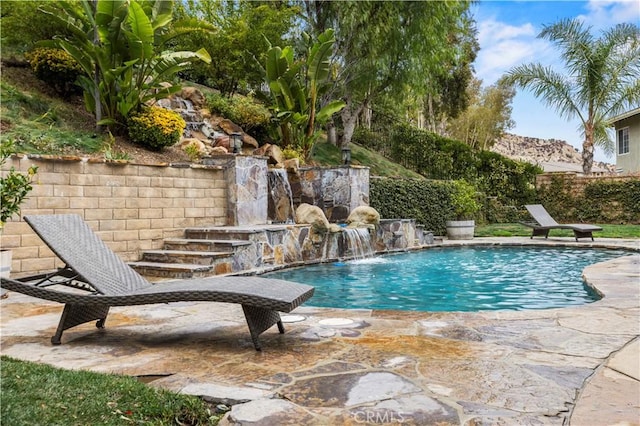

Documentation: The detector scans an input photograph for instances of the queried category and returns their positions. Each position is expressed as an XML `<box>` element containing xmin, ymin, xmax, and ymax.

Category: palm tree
<box><xmin>505</xmin><ymin>19</ymin><xmax>640</xmax><ymax>174</ymax></box>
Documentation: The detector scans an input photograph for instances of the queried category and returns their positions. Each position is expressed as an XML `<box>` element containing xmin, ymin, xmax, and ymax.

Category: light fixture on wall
<box><xmin>230</xmin><ymin>132</ymin><xmax>243</xmax><ymax>154</ymax></box>
<box><xmin>341</xmin><ymin>146</ymin><xmax>351</xmax><ymax>165</ymax></box>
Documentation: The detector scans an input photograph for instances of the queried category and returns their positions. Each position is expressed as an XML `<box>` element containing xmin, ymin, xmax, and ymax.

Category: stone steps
<box><xmin>185</xmin><ymin>227</ymin><xmax>268</xmax><ymax>241</ymax></box>
<box><xmin>131</xmin><ymin>232</ymin><xmax>258</xmax><ymax>279</ymax></box>
<box><xmin>128</xmin><ymin>261</ymin><xmax>214</xmax><ymax>279</ymax></box>
<box><xmin>163</xmin><ymin>238</ymin><xmax>252</xmax><ymax>251</ymax></box>
<box><xmin>141</xmin><ymin>249</ymin><xmax>232</xmax><ymax>265</ymax></box>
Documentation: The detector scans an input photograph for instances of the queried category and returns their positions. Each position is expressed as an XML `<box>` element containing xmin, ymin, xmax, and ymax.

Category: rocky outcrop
<box><xmin>296</xmin><ymin>203</ymin><xmax>342</xmax><ymax>233</ymax></box>
<box><xmin>156</xmin><ymin>87</ymin><xmax>264</xmax><ymax>159</ymax></box>
<box><xmin>491</xmin><ymin>133</ymin><xmax>614</xmax><ymax>172</ymax></box>
<box><xmin>346</xmin><ymin>206</ymin><xmax>380</xmax><ymax>229</ymax></box>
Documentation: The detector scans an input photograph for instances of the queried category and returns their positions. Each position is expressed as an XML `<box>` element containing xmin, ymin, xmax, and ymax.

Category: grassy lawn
<box><xmin>311</xmin><ymin>141</ymin><xmax>424</xmax><ymax>179</ymax></box>
<box><xmin>475</xmin><ymin>223</ymin><xmax>640</xmax><ymax>239</ymax></box>
<box><xmin>1</xmin><ymin>356</ymin><xmax>220</xmax><ymax>425</ymax></box>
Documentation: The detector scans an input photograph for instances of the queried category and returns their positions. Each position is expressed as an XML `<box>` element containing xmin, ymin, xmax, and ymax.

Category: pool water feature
<box><xmin>266</xmin><ymin>246</ymin><xmax>629</xmax><ymax>311</ymax></box>
<box><xmin>342</xmin><ymin>227</ymin><xmax>374</xmax><ymax>259</ymax></box>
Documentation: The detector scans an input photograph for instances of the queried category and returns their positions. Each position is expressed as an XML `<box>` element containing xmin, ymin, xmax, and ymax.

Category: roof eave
<box><xmin>608</xmin><ymin>107</ymin><xmax>640</xmax><ymax>125</ymax></box>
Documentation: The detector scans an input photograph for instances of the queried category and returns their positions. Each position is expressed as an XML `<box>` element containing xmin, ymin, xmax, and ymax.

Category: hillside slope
<box><xmin>492</xmin><ymin>133</ymin><xmax>614</xmax><ymax>172</ymax></box>
<box><xmin>1</xmin><ymin>64</ymin><xmax>612</xmax><ymax>176</ymax></box>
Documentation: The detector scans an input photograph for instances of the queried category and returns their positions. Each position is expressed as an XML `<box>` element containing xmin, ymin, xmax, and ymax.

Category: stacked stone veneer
<box><xmin>1</xmin><ymin>155</ymin><xmax>228</xmax><ymax>275</ymax></box>
<box><xmin>202</xmin><ymin>155</ymin><xmax>268</xmax><ymax>225</ymax></box>
<box><xmin>288</xmin><ymin>165</ymin><xmax>370</xmax><ymax>222</ymax></box>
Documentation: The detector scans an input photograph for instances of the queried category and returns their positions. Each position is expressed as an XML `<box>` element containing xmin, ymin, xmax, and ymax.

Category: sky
<box><xmin>471</xmin><ymin>0</ymin><xmax>640</xmax><ymax>163</ymax></box>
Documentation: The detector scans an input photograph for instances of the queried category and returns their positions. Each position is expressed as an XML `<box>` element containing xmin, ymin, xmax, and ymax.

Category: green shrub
<box><xmin>370</xmin><ymin>178</ymin><xmax>456</xmax><ymax>235</ymax></box>
<box><xmin>25</xmin><ymin>48</ymin><xmax>83</xmax><ymax>96</ymax></box>
<box><xmin>282</xmin><ymin>147</ymin><xmax>305</xmax><ymax>164</ymax></box>
<box><xmin>475</xmin><ymin>150</ymin><xmax>540</xmax><ymax>205</ymax></box>
<box><xmin>450</xmin><ymin>180</ymin><xmax>481</xmax><ymax>220</ymax></box>
<box><xmin>483</xmin><ymin>197</ymin><xmax>522</xmax><ymax>223</ymax></box>
<box><xmin>206</xmin><ymin>93</ymin><xmax>271</xmax><ymax>142</ymax></box>
<box><xmin>127</xmin><ymin>107</ymin><xmax>185</xmax><ymax>150</ymax></box>
<box><xmin>535</xmin><ymin>175</ymin><xmax>575</xmax><ymax>220</ymax></box>
<box><xmin>0</xmin><ymin>140</ymin><xmax>38</xmax><ymax>227</ymax></box>
<box><xmin>207</xmin><ymin>92</ymin><xmax>235</xmax><ymax>118</ymax></box>
<box><xmin>368</xmin><ymin>124</ymin><xmax>540</xmax><ymax>206</ymax></box>
<box><xmin>352</xmin><ymin>127</ymin><xmax>389</xmax><ymax>156</ymax></box>
<box><xmin>359</xmin><ymin>124</ymin><xmax>540</xmax><ymax>223</ymax></box>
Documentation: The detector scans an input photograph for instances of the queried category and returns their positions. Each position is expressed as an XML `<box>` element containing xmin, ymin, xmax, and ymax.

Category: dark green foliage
<box><xmin>537</xmin><ymin>176</ymin><xmax>640</xmax><ymax>224</ymax></box>
<box><xmin>387</xmin><ymin>124</ymin><xmax>477</xmax><ymax>181</ymax></box>
<box><xmin>579</xmin><ymin>180</ymin><xmax>640</xmax><ymax>223</ymax></box>
<box><xmin>0</xmin><ymin>1</ymin><xmax>71</xmax><ymax>55</ymax></box>
<box><xmin>26</xmin><ymin>48</ymin><xmax>82</xmax><ymax>96</ymax></box>
<box><xmin>0</xmin><ymin>140</ymin><xmax>38</xmax><ymax>226</ymax></box>
<box><xmin>361</xmin><ymin>124</ymin><xmax>541</xmax><ymax>223</ymax></box>
<box><xmin>352</xmin><ymin>127</ymin><xmax>388</xmax><ymax>157</ymax></box>
<box><xmin>474</xmin><ymin>151</ymin><xmax>539</xmax><ymax>205</ymax></box>
<box><xmin>206</xmin><ymin>93</ymin><xmax>271</xmax><ymax>143</ymax></box>
<box><xmin>40</xmin><ymin>0</ymin><xmax>212</xmax><ymax>131</ymax></box>
<box><xmin>360</xmin><ymin>124</ymin><xmax>540</xmax><ymax>202</ymax></box>
<box><xmin>175</xmin><ymin>1</ymin><xmax>298</xmax><ymax>97</ymax></box>
<box><xmin>370</xmin><ymin>178</ymin><xmax>455</xmax><ymax>235</ymax></box>
<box><xmin>535</xmin><ymin>176</ymin><xmax>575</xmax><ymax>219</ymax></box>
<box><xmin>482</xmin><ymin>197</ymin><xmax>523</xmax><ymax>223</ymax></box>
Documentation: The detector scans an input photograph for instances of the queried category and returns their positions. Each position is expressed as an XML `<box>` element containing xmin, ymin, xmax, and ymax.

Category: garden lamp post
<box><xmin>341</xmin><ymin>146</ymin><xmax>351</xmax><ymax>165</ymax></box>
<box><xmin>230</xmin><ymin>132</ymin><xmax>243</xmax><ymax>154</ymax></box>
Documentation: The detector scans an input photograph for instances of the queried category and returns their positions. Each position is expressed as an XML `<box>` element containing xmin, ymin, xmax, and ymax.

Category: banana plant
<box><xmin>263</xmin><ymin>29</ymin><xmax>345</xmax><ymax>158</ymax></box>
<box><xmin>39</xmin><ymin>0</ymin><xmax>212</xmax><ymax>131</ymax></box>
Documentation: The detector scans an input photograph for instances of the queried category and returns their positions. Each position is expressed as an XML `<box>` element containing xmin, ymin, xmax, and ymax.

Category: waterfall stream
<box><xmin>267</xmin><ymin>169</ymin><xmax>295</xmax><ymax>224</ymax></box>
<box><xmin>342</xmin><ymin>228</ymin><xmax>374</xmax><ymax>259</ymax></box>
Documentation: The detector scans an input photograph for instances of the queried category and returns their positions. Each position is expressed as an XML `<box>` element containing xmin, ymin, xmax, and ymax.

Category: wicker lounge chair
<box><xmin>0</xmin><ymin>214</ymin><xmax>314</xmax><ymax>350</ymax></box>
<box><xmin>521</xmin><ymin>204</ymin><xmax>603</xmax><ymax>241</ymax></box>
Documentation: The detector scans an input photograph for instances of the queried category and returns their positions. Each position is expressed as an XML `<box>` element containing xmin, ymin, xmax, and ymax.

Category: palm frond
<box><xmin>505</xmin><ymin>63</ymin><xmax>585</xmax><ymax>124</ymax></box>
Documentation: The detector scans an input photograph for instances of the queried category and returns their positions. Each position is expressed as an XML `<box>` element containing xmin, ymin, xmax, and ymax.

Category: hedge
<box><xmin>537</xmin><ymin>176</ymin><xmax>640</xmax><ymax>224</ymax></box>
<box><xmin>370</xmin><ymin>178</ymin><xmax>456</xmax><ymax>235</ymax></box>
<box><xmin>358</xmin><ymin>124</ymin><xmax>540</xmax><ymax>225</ymax></box>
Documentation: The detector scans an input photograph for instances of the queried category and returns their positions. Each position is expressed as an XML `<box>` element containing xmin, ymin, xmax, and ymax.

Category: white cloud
<box><xmin>471</xmin><ymin>0</ymin><xmax>637</xmax><ymax>162</ymax></box>
<box><xmin>580</xmin><ymin>0</ymin><xmax>640</xmax><ymax>29</ymax></box>
<box><xmin>475</xmin><ymin>19</ymin><xmax>551</xmax><ymax>84</ymax></box>
<box><xmin>478</xmin><ymin>19</ymin><xmax>536</xmax><ymax>44</ymax></box>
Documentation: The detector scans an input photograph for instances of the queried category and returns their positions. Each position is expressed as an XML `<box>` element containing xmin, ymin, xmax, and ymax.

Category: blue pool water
<box><xmin>266</xmin><ymin>247</ymin><xmax>629</xmax><ymax>311</ymax></box>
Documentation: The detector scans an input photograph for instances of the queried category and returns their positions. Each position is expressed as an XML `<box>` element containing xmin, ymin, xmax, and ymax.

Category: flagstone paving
<box><xmin>1</xmin><ymin>237</ymin><xmax>638</xmax><ymax>425</ymax></box>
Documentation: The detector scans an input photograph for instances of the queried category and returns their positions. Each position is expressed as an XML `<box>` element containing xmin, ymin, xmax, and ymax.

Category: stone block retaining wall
<box><xmin>1</xmin><ymin>155</ymin><xmax>227</xmax><ymax>275</ymax></box>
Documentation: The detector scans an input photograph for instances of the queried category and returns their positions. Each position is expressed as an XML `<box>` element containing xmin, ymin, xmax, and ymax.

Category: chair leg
<box><xmin>572</xmin><ymin>230</ymin><xmax>593</xmax><ymax>241</ymax></box>
<box><xmin>51</xmin><ymin>304</ymin><xmax>110</xmax><ymax>345</ymax></box>
<box><xmin>531</xmin><ymin>228</ymin><xmax>549</xmax><ymax>239</ymax></box>
<box><xmin>242</xmin><ymin>305</ymin><xmax>282</xmax><ymax>351</ymax></box>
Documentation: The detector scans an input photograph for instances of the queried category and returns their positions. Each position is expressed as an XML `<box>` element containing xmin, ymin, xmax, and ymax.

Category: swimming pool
<box><xmin>266</xmin><ymin>247</ymin><xmax>629</xmax><ymax>311</ymax></box>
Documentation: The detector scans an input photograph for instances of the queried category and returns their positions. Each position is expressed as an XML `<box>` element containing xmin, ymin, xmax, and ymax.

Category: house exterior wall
<box><xmin>1</xmin><ymin>156</ymin><xmax>227</xmax><ymax>275</ymax></box>
<box><xmin>613</xmin><ymin>111</ymin><xmax>640</xmax><ymax>174</ymax></box>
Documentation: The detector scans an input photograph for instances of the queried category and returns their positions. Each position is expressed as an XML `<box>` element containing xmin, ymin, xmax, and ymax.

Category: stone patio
<box><xmin>1</xmin><ymin>237</ymin><xmax>638</xmax><ymax>425</ymax></box>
